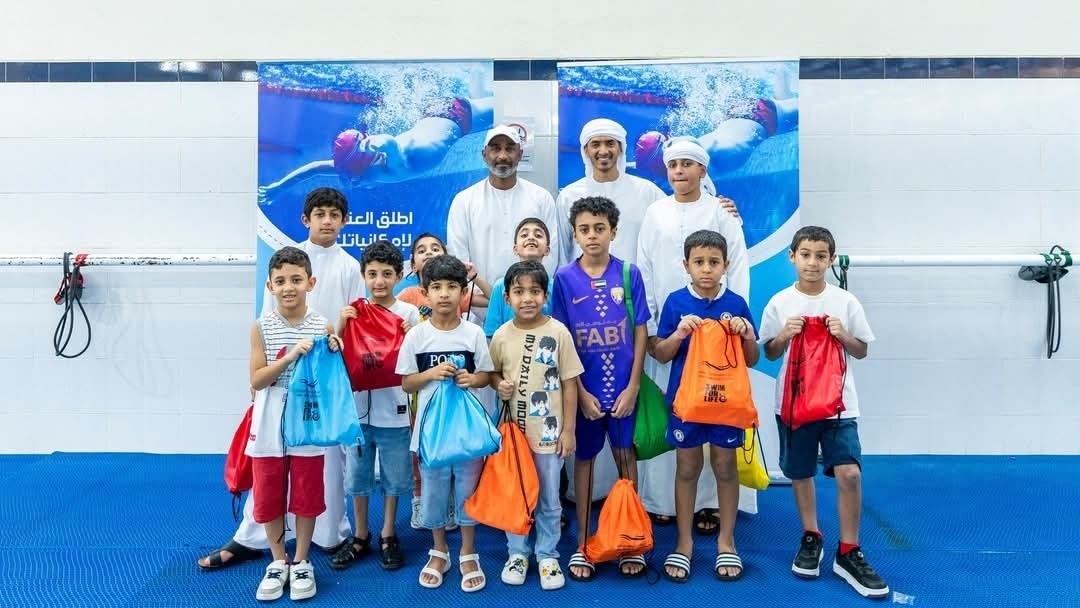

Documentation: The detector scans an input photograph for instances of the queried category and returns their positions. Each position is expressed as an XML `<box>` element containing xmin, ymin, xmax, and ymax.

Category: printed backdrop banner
<box><xmin>558</xmin><ymin>59</ymin><xmax>800</xmax><ymax>477</ymax></box>
<box><xmin>256</xmin><ymin>61</ymin><xmax>494</xmax><ymax>309</ymax></box>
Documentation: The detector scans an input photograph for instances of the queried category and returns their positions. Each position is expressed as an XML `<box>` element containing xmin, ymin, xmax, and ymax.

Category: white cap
<box><xmin>484</xmin><ymin>124</ymin><xmax>524</xmax><ymax>147</ymax></box>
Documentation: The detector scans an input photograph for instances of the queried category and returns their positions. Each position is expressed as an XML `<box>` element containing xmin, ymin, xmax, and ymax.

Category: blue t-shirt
<box><xmin>551</xmin><ymin>256</ymin><xmax>650</xmax><ymax>411</ymax></box>
<box><xmin>658</xmin><ymin>285</ymin><xmax>756</xmax><ymax>406</ymax></box>
<box><xmin>392</xmin><ymin>273</ymin><xmax>420</xmax><ymax>296</ymax></box>
<box><xmin>483</xmin><ymin>277</ymin><xmax>554</xmax><ymax>338</ymax></box>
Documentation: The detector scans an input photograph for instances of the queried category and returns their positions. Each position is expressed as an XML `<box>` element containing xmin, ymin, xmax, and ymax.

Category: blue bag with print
<box><xmin>285</xmin><ymin>336</ymin><xmax>363</xmax><ymax>448</ymax></box>
<box><xmin>418</xmin><ymin>354</ymin><xmax>501</xmax><ymax>467</ymax></box>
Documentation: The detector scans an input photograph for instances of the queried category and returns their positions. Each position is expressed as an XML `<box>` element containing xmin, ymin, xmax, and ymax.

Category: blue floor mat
<box><xmin>2</xmin><ymin>453</ymin><xmax>1078</xmax><ymax>607</ymax></box>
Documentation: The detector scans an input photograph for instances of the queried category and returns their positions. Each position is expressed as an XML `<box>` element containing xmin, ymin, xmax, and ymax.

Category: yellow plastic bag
<box><xmin>737</xmin><ymin>427</ymin><xmax>769</xmax><ymax>490</ymax></box>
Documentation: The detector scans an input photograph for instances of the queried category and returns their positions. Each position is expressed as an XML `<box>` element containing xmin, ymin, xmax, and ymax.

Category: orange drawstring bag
<box><xmin>672</xmin><ymin>319</ymin><xmax>758</xmax><ymax>429</ymax></box>
<box><xmin>582</xmin><ymin>478</ymin><xmax>654</xmax><ymax>563</ymax></box>
<box><xmin>463</xmin><ymin>402</ymin><xmax>539</xmax><ymax>536</ymax></box>
<box><xmin>582</xmin><ymin>418</ymin><xmax>654</xmax><ymax>563</ymax></box>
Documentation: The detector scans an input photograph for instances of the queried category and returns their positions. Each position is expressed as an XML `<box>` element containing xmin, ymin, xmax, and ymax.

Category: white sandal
<box><xmin>459</xmin><ymin>553</ymin><xmax>487</xmax><ymax>592</ymax></box>
<box><xmin>418</xmin><ymin>548</ymin><xmax>451</xmax><ymax>589</ymax></box>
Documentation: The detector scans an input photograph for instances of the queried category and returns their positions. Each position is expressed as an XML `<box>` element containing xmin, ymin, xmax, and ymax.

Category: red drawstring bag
<box><xmin>781</xmin><ymin>315</ymin><xmax>847</xmax><ymax>429</ymax></box>
<box><xmin>464</xmin><ymin>405</ymin><xmax>539</xmax><ymax>535</ymax></box>
<box><xmin>340</xmin><ymin>298</ymin><xmax>406</xmax><ymax>392</ymax></box>
<box><xmin>672</xmin><ymin>319</ymin><xmax>758</xmax><ymax>429</ymax></box>
<box><xmin>224</xmin><ymin>404</ymin><xmax>254</xmax><ymax>519</ymax></box>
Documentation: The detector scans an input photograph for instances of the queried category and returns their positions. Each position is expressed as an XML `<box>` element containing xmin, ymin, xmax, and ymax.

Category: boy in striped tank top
<box><xmin>246</xmin><ymin>246</ymin><xmax>343</xmax><ymax>601</ymax></box>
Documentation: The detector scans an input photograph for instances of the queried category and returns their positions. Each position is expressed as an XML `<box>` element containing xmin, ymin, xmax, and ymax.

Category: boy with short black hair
<box><xmin>490</xmin><ymin>260</ymin><xmax>583</xmax><ymax>590</ymax></box>
<box><xmin>396</xmin><ymin>254</ymin><xmax>495</xmax><ymax>592</ymax></box>
<box><xmin>759</xmin><ymin>226</ymin><xmax>888</xmax><ymax>599</ymax></box>
<box><xmin>484</xmin><ymin>217</ymin><xmax>555</xmax><ymax>338</ymax></box>
<box><xmin>551</xmin><ymin>196</ymin><xmax>651</xmax><ymax>581</ymax></box>
<box><xmin>649</xmin><ymin>230</ymin><xmax>758</xmax><ymax>583</ymax></box>
<box><xmin>636</xmin><ymin>137</ymin><xmax>753</xmax><ymax>534</ymax></box>
<box><xmin>247</xmin><ymin>246</ymin><xmax>344</xmax><ymax>601</ymax></box>
<box><xmin>199</xmin><ymin>187</ymin><xmax>361</xmax><ymax>572</ymax></box>
<box><xmin>330</xmin><ymin>240</ymin><xmax>420</xmax><ymax>572</ymax></box>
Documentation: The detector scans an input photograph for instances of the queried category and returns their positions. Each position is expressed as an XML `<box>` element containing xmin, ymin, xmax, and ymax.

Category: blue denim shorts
<box><xmin>344</xmin><ymin>424</ymin><xmax>413</xmax><ymax>497</ymax></box>
<box><xmin>776</xmin><ymin>415</ymin><xmax>862</xmax><ymax>479</ymax></box>
<box><xmin>418</xmin><ymin>457</ymin><xmax>483</xmax><ymax>529</ymax></box>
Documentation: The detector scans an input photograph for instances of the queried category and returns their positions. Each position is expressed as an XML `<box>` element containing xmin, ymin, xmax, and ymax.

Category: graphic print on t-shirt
<box><xmin>541</xmin><ymin>416</ymin><xmax>559</xmax><ymax>442</ymax></box>
<box><xmin>536</xmin><ymin>335</ymin><xmax>557</xmax><ymax>366</ymax></box>
<box><xmin>529</xmin><ymin>391</ymin><xmax>551</xmax><ymax>417</ymax></box>
<box><xmin>414</xmin><ymin>350</ymin><xmax>477</xmax><ymax>374</ymax></box>
<box><xmin>543</xmin><ymin>367</ymin><xmax>560</xmax><ymax>391</ymax></box>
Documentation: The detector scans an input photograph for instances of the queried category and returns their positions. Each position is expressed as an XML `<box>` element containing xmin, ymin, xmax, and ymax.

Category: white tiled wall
<box><xmin>801</xmin><ymin>79</ymin><xmax>1080</xmax><ymax>455</ymax></box>
<box><xmin>1</xmin><ymin>77</ymin><xmax>1077</xmax><ymax>454</ymax></box>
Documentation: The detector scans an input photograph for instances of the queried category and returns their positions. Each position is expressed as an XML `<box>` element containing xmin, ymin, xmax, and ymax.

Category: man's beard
<box><xmin>488</xmin><ymin>163</ymin><xmax>517</xmax><ymax>179</ymax></box>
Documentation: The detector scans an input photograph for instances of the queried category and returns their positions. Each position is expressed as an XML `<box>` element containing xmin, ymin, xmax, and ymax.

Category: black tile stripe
<box><xmin>840</xmin><ymin>58</ymin><xmax>884</xmax><ymax>79</ymax></box>
<box><xmin>49</xmin><ymin>62</ymin><xmax>91</xmax><ymax>82</ymax></box>
<box><xmin>974</xmin><ymin>57</ymin><xmax>1018</xmax><ymax>78</ymax></box>
<box><xmin>179</xmin><ymin>61</ymin><xmax>223</xmax><ymax>82</ymax></box>
<box><xmin>135</xmin><ymin>61</ymin><xmax>179</xmax><ymax>82</ymax></box>
<box><xmin>5</xmin><ymin>58</ymin><xmax>1080</xmax><ymax>83</ymax></box>
<box><xmin>223</xmin><ymin>61</ymin><xmax>257</xmax><ymax>82</ymax></box>
<box><xmin>93</xmin><ymin>62</ymin><xmax>135</xmax><ymax>82</ymax></box>
<box><xmin>930</xmin><ymin>57</ymin><xmax>974</xmax><ymax>78</ymax></box>
<box><xmin>1019</xmin><ymin>57</ymin><xmax>1063</xmax><ymax>78</ymax></box>
<box><xmin>885</xmin><ymin>58</ymin><xmax>929</xmax><ymax>79</ymax></box>
<box><xmin>800</xmin><ymin>58</ymin><xmax>839</xmax><ymax>79</ymax></box>
<box><xmin>1064</xmin><ymin>58</ymin><xmax>1080</xmax><ymax>78</ymax></box>
<box><xmin>6</xmin><ymin>62</ymin><xmax>48</xmax><ymax>82</ymax></box>
<box><xmin>494</xmin><ymin>60</ymin><xmax>530</xmax><ymax>81</ymax></box>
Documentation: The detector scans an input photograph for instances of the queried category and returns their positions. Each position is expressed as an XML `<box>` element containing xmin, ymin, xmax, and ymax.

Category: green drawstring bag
<box><xmin>622</xmin><ymin>262</ymin><xmax>674</xmax><ymax>461</ymax></box>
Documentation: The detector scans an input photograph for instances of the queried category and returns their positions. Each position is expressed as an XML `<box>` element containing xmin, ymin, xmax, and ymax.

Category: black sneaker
<box><xmin>833</xmin><ymin>546</ymin><xmax>889</xmax><ymax>599</ymax></box>
<box><xmin>791</xmin><ymin>533</ymin><xmax>824</xmax><ymax>578</ymax></box>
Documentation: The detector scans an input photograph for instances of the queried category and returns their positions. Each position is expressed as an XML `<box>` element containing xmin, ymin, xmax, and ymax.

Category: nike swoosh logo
<box><xmin>571</xmin><ymin>295</ymin><xmax>590</xmax><ymax>305</ymax></box>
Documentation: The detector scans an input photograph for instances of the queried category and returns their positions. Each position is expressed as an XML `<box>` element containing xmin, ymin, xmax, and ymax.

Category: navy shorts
<box><xmin>575</xmin><ymin>410</ymin><xmax>636</xmax><ymax>460</ymax></box>
<box><xmin>776</xmin><ymin>415</ymin><xmax>861</xmax><ymax>479</ymax></box>
<box><xmin>667</xmin><ymin>412</ymin><xmax>744</xmax><ymax>449</ymax></box>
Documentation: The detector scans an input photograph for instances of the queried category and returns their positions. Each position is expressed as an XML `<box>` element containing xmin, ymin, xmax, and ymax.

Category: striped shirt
<box><xmin>259</xmin><ymin>309</ymin><xmax>329</xmax><ymax>387</ymax></box>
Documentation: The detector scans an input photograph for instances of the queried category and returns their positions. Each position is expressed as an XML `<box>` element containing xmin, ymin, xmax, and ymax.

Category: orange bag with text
<box><xmin>582</xmin><ymin>478</ymin><xmax>654</xmax><ymax>563</ymax></box>
<box><xmin>673</xmin><ymin>319</ymin><xmax>758</xmax><ymax>429</ymax></box>
<box><xmin>463</xmin><ymin>406</ymin><xmax>539</xmax><ymax>536</ymax></box>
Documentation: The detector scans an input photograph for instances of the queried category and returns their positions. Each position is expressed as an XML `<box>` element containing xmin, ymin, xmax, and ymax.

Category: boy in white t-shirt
<box><xmin>758</xmin><ymin>226</ymin><xmax>888</xmax><ymax>599</ymax></box>
<box><xmin>331</xmin><ymin>240</ymin><xmax>420</xmax><ymax>572</ymax></box>
<box><xmin>396</xmin><ymin>254</ymin><xmax>495</xmax><ymax>592</ymax></box>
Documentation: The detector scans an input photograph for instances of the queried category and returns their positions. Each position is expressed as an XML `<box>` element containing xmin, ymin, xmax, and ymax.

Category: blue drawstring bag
<box><xmin>285</xmin><ymin>336</ymin><xmax>363</xmax><ymax>448</ymax></box>
<box><xmin>418</xmin><ymin>354</ymin><xmax>501</xmax><ymax>468</ymax></box>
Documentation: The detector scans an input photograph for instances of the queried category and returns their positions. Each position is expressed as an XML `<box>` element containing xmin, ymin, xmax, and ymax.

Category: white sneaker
<box><xmin>501</xmin><ymin>554</ymin><xmax>529</xmax><ymax>585</ymax></box>
<box><xmin>255</xmin><ymin>560</ymin><xmax>289</xmax><ymax>601</ymax></box>
<box><xmin>410</xmin><ymin>496</ymin><xmax>424</xmax><ymax>530</ymax></box>
<box><xmin>538</xmin><ymin>557</ymin><xmax>565</xmax><ymax>591</ymax></box>
<box><xmin>289</xmin><ymin>560</ymin><xmax>317</xmax><ymax>601</ymax></box>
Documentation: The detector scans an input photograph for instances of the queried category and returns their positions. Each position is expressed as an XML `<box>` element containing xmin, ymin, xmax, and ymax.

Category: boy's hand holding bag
<box><xmin>284</xmin><ymin>335</ymin><xmax>363</xmax><ymax>447</ymax></box>
<box><xmin>418</xmin><ymin>354</ymin><xmax>501</xmax><ymax>468</ymax></box>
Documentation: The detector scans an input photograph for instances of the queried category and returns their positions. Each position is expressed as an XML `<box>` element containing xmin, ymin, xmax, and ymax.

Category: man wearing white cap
<box><xmin>446</xmin><ymin>124</ymin><xmax>560</xmax><ymax>290</ymax></box>
<box><xmin>555</xmin><ymin>119</ymin><xmax>666</xmax><ymax>267</ymax></box>
<box><xmin>636</xmin><ymin>137</ymin><xmax>754</xmax><ymax>544</ymax></box>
